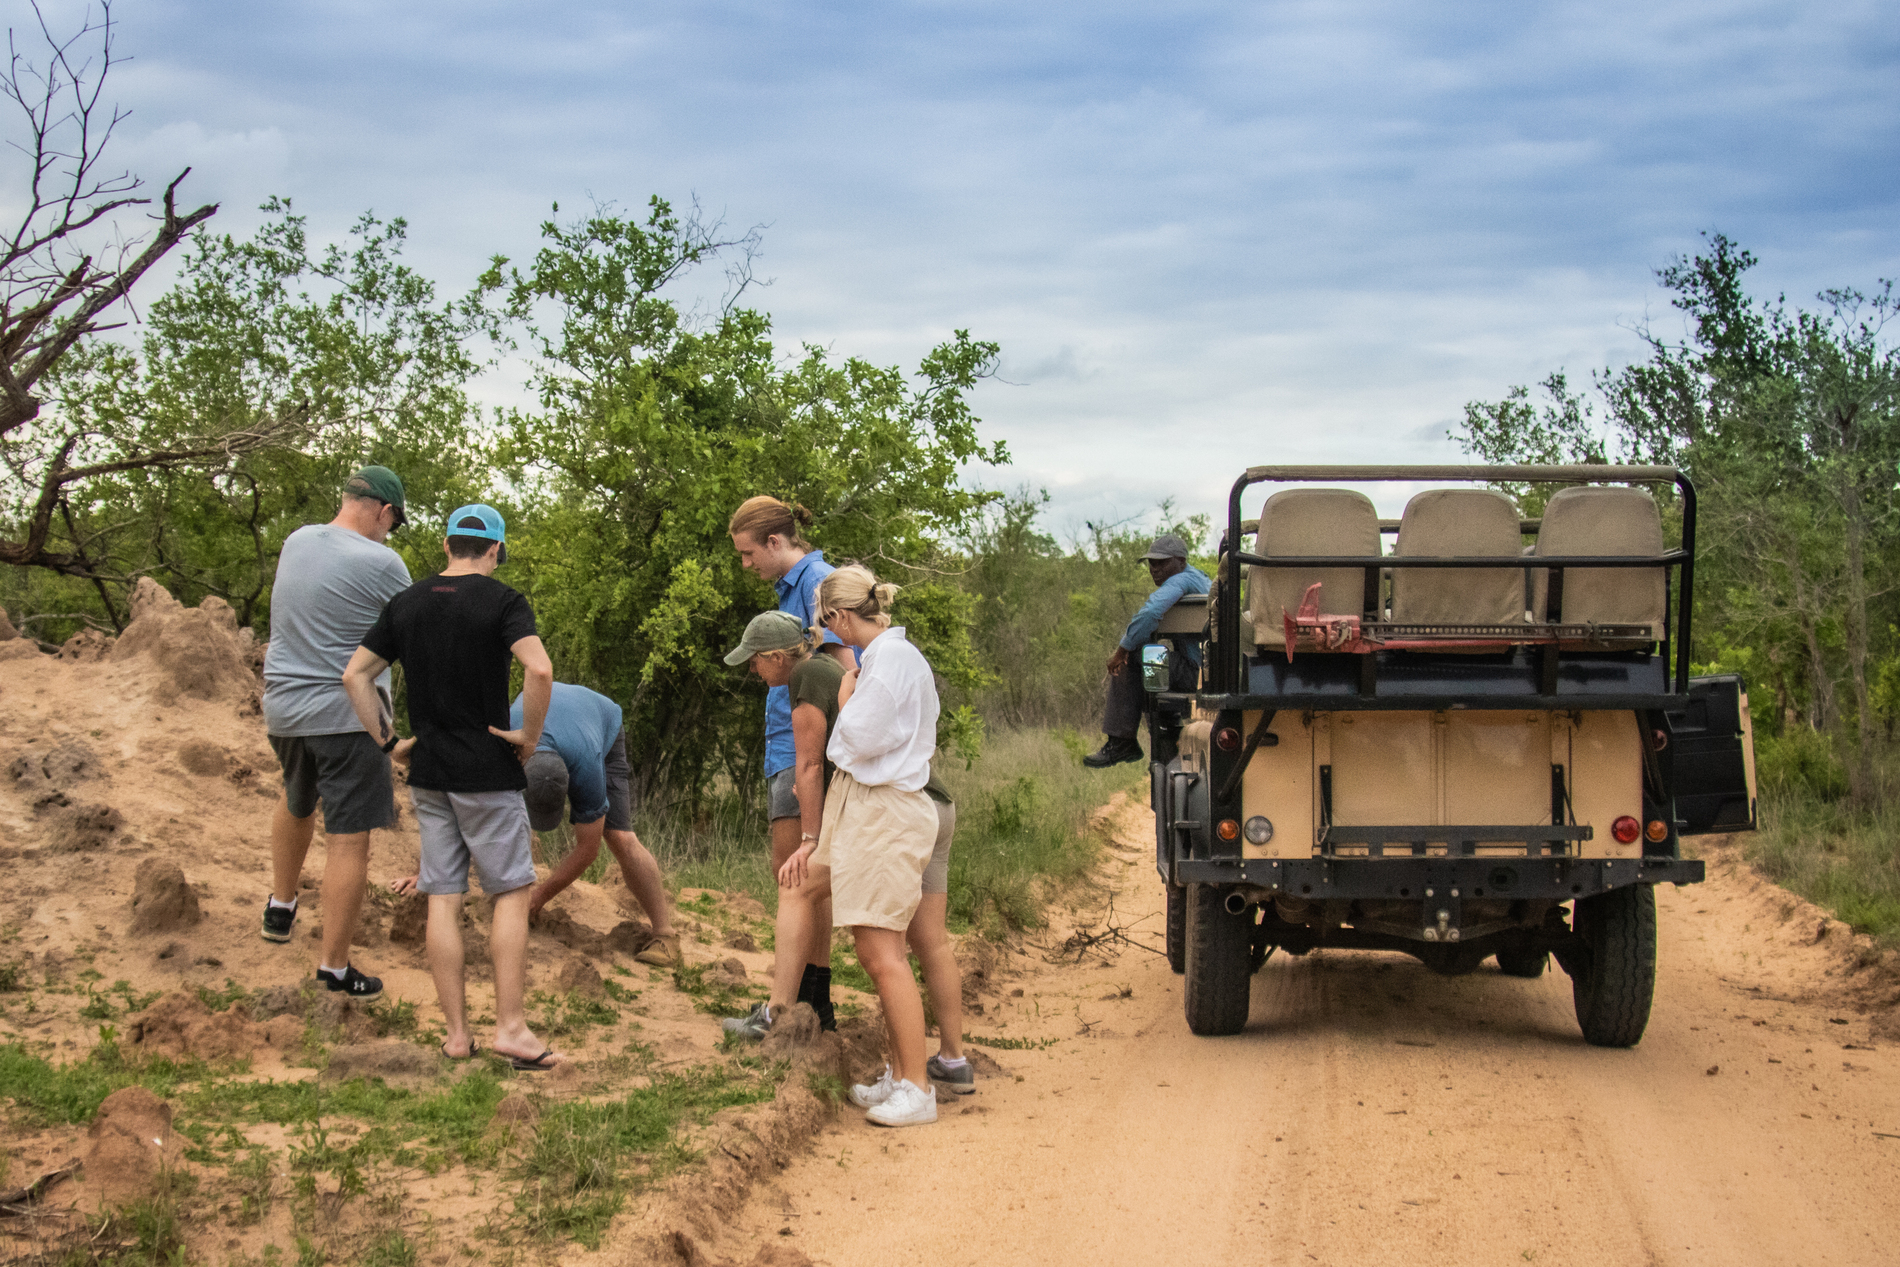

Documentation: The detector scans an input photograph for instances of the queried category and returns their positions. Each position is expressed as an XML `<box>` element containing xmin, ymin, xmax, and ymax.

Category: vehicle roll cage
<box><xmin>1213</xmin><ymin>465</ymin><xmax>1696</xmax><ymax>698</ymax></box>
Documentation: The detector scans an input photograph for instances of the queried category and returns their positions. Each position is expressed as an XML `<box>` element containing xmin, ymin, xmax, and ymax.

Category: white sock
<box><xmin>268</xmin><ymin>895</ymin><xmax>297</xmax><ymax>911</ymax></box>
<box><xmin>935</xmin><ymin>1054</ymin><xmax>968</xmax><ymax>1068</ymax></box>
<box><xmin>319</xmin><ymin>964</ymin><xmax>348</xmax><ymax>979</ymax></box>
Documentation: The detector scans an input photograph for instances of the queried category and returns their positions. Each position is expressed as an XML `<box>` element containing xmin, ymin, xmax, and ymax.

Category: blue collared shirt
<box><xmin>764</xmin><ymin>549</ymin><xmax>848</xmax><ymax>777</ymax></box>
<box><xmin>509</xmin><ymin>682</ymin><xmax>622</xmax><ymax>824</ymax></box>
<box><xmin>1119</xmin><ymin>564</ymin><xmax>1211</xmax><ymax>664</ymax></box>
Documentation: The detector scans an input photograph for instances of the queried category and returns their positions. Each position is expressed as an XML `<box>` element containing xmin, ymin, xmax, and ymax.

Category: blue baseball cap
<box><xmin>447</xmin><ymin>503</ymin><xmax>508</xmax><ymax>564</ymax></box>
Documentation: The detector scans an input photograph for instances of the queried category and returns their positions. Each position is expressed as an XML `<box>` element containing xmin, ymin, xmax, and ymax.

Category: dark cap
<box><xmin>523</xmin><ymin>751</ymin><xmax>569</xmax><ymax>832</ymax></box>
<box><xmin>1140</xmin><ymin>533</ymin><xmax>1189</xmax><ymax>562</ymax></box>
<box><xmin>344</xmin><ymin>466</ymin><xmax>406</xmax><ymax>528</ymax></box>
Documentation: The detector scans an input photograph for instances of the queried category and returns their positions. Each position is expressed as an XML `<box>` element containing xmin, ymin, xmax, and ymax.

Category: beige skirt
<box><xmin>813</xmin><ymin>770</ymin><xmax>938</xmax><ymax>931</ymax></box>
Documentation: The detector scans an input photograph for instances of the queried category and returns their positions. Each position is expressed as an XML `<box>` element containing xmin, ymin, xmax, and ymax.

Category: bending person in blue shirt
<box><xmin>512</xmin><ymin>683</ymin><xmax>679</xmax><ymax>966</ymax></box>
<box><xmin>1083</xmin><ymin>533</ymin><xmax>1210</xmax><ymax>768</ymax></box>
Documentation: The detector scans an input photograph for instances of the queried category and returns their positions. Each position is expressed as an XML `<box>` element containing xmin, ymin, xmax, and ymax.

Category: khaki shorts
<box><xmin>813</xmin><ymin>771</ymin><xmax>937</xmax><ymax>931</ymax></box>
<box><xmin>921</xmin><ymin>799</ymin><xmax>956</xmax><ymax>896</ymax></box>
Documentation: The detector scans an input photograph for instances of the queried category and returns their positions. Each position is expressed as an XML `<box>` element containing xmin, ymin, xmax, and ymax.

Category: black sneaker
<box><xmin>317</xmin><ymin>964</ymin><xmax>383</xmax><ymax>1001</ymax></box>
<box><xmin>261</xmin><ymin>898</ymin><xmax>297</xmax><ymax>943</ymax></box>
<box><xmin>1082</xmin><ymin>736</ymin><xmax>1144</xmax><ymax>768</ymax></box>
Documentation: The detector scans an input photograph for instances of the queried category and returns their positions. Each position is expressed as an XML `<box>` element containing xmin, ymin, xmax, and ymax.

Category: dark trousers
<box><xmin>1102</xmin><ymin>661</ymin><xmax>1147</xmax><ymax>740</ymax></box>
<box><xmin>1102</xmin><ymin>643</ymin><xmax>1201</xmax><ymax>740</ymax></box>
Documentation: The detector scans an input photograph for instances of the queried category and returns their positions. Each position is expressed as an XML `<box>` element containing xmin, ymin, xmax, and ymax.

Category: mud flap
<box><xmin>1669</xmin><ymin>674</ymin><xmax>1758</xmax><ymax>834</ymax></box>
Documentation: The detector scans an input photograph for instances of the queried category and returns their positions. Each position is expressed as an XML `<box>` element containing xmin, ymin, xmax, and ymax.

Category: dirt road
<box><xmin>714</xmin><ymin>798</ymin><xmax>1900</xmax><ymax>1267</ymax></box>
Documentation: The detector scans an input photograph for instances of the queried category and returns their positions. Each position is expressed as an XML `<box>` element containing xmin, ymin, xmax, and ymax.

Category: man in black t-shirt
<box><xmin>342</xmin><ymin>504</ymin><xmax>560</xmax><ymax>1071</ymax></box>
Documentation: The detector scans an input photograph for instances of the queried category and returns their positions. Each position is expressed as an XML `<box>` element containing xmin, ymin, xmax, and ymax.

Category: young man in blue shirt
<box><xmin>1083</xmin><ymin>534</ymin><xmax>1210</xmax><ymax>768</ymax></box>
<box><xmin>729</xmin><ymin>496</ymin><xmax>855</xmax><ymax>1025</ymax></box>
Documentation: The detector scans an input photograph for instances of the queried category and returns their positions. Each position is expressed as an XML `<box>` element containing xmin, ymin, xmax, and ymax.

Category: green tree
<box><xmin>1457</xmin><ymin>234</ymin><xmax>1900</xmax><ymax>804</ymax></box>
<box><xmin>479</xmin><ymin>197</ymin><xmax>1007</xmax><ymax>808</ymax></box>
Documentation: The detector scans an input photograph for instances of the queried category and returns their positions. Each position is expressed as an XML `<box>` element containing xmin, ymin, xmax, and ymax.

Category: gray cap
<box><xmin>523</xmin><ymin>751</ymin><xmax>569</xmax><ymax>832</ymax></box>
<box><xmin>724</xmin><ymin>610</ymin><xmax>808</xmax><ymax>666</ymax></box>
<box><xmin>1140</xmin><ymin>533</ymin><xmax>1189</xmax><ymax>561</ymax></box>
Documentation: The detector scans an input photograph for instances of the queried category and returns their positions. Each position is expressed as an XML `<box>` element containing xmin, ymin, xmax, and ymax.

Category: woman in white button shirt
<box><xmin>800</xmin><ymin>564</ymin><xmax>942</xmax><ymax>1127</ymax></box>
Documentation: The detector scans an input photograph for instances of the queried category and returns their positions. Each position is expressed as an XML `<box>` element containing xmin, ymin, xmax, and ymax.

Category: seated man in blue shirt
<box><xmin>1083</xmin><ymin>534</ymin><xmax>1210</xmax><ymax>768</ymax></box>
<box><xmin>516</xmin><ymin>683</ymin><xmax>680</xmax><ymax>966</ymax></box>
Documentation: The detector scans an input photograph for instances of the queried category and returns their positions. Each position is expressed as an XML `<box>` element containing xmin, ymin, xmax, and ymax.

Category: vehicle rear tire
<box><xmin>1183</xmin><ymin>883</ymin><xmax>1252</xmax><ymax>1036</ymax></box>
<box><xmin>1568</xmin><ymin>884</ymin><xmax>1656</xmax><ymax>1047</ymax></box>
<box><xmin>1165</xmin><ymin>882</ymin><xmax>1186</xmax><ymax>975</ymax></box>
<box><xmin>1495</xmin><ymin>947</ymin><xmax>1547</xmax><ymax>979</ymax></box>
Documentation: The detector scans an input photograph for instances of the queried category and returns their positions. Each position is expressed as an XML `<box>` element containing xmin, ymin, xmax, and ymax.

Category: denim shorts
<box><xmin>766</xmin><ymin>766</ymin><xmax>799</xmax><ymax>821</ymax></box>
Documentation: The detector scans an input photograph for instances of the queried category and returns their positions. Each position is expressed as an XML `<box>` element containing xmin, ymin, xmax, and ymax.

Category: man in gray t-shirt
<box><xmin>259</xmin><ymin>466</ymin><xmax>413</xmax><ymax>1002</ymax></box>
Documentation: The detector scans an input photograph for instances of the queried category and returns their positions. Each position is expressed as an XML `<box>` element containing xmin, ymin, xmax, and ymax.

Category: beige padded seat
<box><xmin>1391</xmin><ymin>489</ymin><xmax>1524</xmax><ymax>627</ymax></box>
<box><xmin>1532</xmin><ymin>486</ymin><xmax>1666</xmax><ymax>645</ymax></box>
<box><xmin>1247</xmin><ymin>489</ymin><xmax>1381</xmax><ymax>648</ymax></box>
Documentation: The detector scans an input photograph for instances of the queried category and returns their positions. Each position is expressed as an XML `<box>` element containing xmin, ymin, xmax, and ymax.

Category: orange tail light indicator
<box><xmin>1645</xmin><ymin>819</ymin><xmax>1669</xmax><ymax>843</ymax></box>
<box><xmin>1216</xmin><ymin>819</ymin><xmax>1240</xmax><ymax>841</ymax></box>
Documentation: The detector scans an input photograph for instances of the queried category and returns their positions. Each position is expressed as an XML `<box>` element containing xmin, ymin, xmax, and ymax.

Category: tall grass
<box><xmin>1745</xmin><ymin>727</ymin><xmax>1900</xmax><ymax>947</ymax></box>
<box><xmin>616</xmin><ymin>726</ymin><xmax>1141</xmax><ymax>936</ymax></box>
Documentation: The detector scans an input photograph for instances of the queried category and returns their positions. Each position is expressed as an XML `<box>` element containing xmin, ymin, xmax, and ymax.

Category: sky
<box><xmin>22</xmin><ymin>0</ymin><xmax>1900</xmax><ymax>540</ymax></box>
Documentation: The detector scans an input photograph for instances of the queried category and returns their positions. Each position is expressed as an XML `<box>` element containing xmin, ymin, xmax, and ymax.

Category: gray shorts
<box><xmin>766</xmin><ymin>766</ymin><xmax>799</xmax><ymax>821</ymax></box>
<box><xmin>412</xmin><ymin>787</ymin><xmax>537</xmax><ymax>896</ymax></box>
<box><xmin>921</xmin><ymin>799</ymin><xmax>956</xmax><ymax>895</ymax></box>
<box><xmin>269</xmin><ymin>732</ymin><xmax>395</xmax><ymax>836</ymax></box>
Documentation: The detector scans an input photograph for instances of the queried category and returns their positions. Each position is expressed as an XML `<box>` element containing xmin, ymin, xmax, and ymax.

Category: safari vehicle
<box><xmin>1146</xmin><ymin>465</ymin><xmax>1757</xmax><ymax>1045</ymax></box>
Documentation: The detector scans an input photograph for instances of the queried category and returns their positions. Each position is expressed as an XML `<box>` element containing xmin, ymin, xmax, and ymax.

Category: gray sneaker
<box><xmin>720</xmin><ymin>1002</ymin><xmax>772</xmax><ymax>1042</ymax></box>
<box><xmin>927</xmin><ymin>1053</ymin><xmax>975</xmax><ymax>1096</ymax></box>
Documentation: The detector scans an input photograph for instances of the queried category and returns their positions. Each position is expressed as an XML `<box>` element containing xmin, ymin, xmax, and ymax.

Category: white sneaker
<box><xmin>865</xmin><ymin>1079</ymin><xmax>937</xmax><ymax>1127</ymax></box>
<box><xmin>847</xmin><ymin>1064</ymin><xmax>896</xmax><ymax>1108</ymax></box>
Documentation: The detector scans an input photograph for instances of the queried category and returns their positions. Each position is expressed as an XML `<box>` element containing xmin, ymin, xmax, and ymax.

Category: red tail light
<box><xmin>1215</xmin><ymin>727</ymin><xmax>1241</xmax><ymax>751</ymax></box>
<box><xmin>1611</xmin><ymin>815</ymin><xmax>1640</xmax><ymax>844</ymax></box>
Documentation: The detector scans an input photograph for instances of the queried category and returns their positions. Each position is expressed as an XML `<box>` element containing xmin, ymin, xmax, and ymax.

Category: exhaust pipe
<box><xmin>1224</xmin><ymin>891</ymin><xmax>1251</xmax><ymax>915</ymax></box>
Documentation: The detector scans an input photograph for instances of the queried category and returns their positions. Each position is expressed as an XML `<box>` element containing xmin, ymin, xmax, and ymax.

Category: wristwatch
<box><xmin>381</xmin><ymin>734</ymin><xmax>400</xmax><ymax>754</ymax></box>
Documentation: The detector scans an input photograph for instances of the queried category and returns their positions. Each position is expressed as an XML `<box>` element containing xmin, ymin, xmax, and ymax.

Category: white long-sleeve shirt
<box><xmin>826</xmin><ymin>627</ymin><xmax>939</xmax><ymax>791</ymax></box>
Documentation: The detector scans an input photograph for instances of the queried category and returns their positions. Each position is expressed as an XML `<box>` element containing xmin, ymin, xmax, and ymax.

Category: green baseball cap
<box><xmin>724</xmin><ymin>610</ymin><xmax>808</xmax><ymax>666</ymax></box>
<box><xmin>344</xmin><ymin>465</ymin><xmax>406</xmax><ymax>528</ymax></box>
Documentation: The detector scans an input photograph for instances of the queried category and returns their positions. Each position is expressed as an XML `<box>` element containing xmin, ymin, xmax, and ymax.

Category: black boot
<box><xmin>1083</xmin><ymin>735</ymin><xmax>1144</xmax><ymax>768</ymax></box>
<box><xmin>798</xmin><ymin>962</ymin><xmax>837</xmax><ymax>1032</ymax></box>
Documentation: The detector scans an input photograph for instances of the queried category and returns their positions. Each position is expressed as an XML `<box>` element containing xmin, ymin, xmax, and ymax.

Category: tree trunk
<box><xmin>1839</xmin><ymin>466</ymin><xmax>1876</xmax><ymax>805</ymax></box>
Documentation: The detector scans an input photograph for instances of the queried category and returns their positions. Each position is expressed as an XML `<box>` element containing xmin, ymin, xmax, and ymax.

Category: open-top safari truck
<box><xmin>1146</xmin><ymin>465</ymin><xmax>1757</xmax><ymax>1045</ymax></box>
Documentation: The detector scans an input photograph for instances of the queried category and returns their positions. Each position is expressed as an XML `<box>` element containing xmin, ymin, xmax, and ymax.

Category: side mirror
<box><xmin>1141</xmin><ymin>643</ymin><xmax>1170</xmax><ymax>693</ymax></box>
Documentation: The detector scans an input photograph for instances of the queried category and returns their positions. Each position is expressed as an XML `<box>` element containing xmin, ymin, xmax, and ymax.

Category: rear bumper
<box><xmin>1173</xmin><ymin>855</ymin><xmax>1704</xmax><ymax>898</ymax></box>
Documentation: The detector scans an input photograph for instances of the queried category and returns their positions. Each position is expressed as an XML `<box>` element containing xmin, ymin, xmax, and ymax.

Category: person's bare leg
<box><xmin>318</xmin><ymin>830</ymin><xmax>371</xmax><ymax>970</ymax></box>
<box><xmin>270</xmin><ymin>798</ymin><xmax>316</xmax><ymax>905</ymax></box>
<box><xmin>528</xmin><ymin>820</ymin><xmax>603</xmax><ymax>918</ymax></box>
<box><xmin>770</xmin><ymin>865</ymin><xmax>831</xmax><ymax>1013</ymax></box>
<box><xmin>489</xmin><ymin>887</ymin><xmax>552</xmax><ymax>1063</ymax></box>
<box><xmin>426</xmin><ymin>893</ymin><xmax>471</xmax><ymax>1056</ymax></box>
<box><xmin>770</xmin><ymin>815</ymin><xmax>828</xmax><ymax>972</ymax></box>
<box><xmin>907</xmin><ymin>893</ymin><xmax>963</xmax><ymax>1059</ymax></box>
<box><xmin>854</xmin><ymin>925</ymin><xmax>927</xmax><ymax>1087</ymax></box>
<box><xmin>604</xmin><ymin>829</ymin><xmax>673</xmax><ymax>935</ymax></box>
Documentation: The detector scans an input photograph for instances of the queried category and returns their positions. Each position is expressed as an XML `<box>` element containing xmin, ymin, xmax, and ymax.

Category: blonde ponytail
<box><xmin>817</xmin><ymin>563</ymin><xmax>898</xmax><ymax>624</ymax></box>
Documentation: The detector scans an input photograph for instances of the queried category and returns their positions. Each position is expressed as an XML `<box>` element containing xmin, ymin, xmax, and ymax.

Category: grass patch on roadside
<box><xmin>1742</xmin><ymin>729</ymin><xmax>1900</xmax><ymax>947</ymax></box>
<box><xmin>937</xmin><ymin>726</ymin><xmax>1143</xmax><ymax>936</ymax></box>
<box><xmin>631</xmin><ymin>727</ymin><xmax>1138</xmax><ymax>938</ymax></box>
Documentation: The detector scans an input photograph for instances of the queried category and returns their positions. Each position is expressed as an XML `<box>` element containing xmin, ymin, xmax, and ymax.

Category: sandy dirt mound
<box><xmin>131</xmin><ymin>992</ymin><xmax>266</xmax><ymax>1061</ymax></box>
<box><xmin>108</xmin><ymin>578</ymin><xmax>260</xmax><ymax>709</ymax></box>
<box><xmin>129</xmin><ymin>857</ymin><xmax>204</xmax><ymax>934</ymax></box>
<box><xmin>74</xmin><ymin>1086</ymin><xmax>189</xmax><ymax>1207</ymax></box>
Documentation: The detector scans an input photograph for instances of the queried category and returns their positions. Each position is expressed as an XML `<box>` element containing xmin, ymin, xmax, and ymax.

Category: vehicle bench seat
<box><xmin>1531</xmin><ymin>485</ymin><xmax>1666</xmax><ymax>646</ymax></box>
<box><xmin>1246</xmin><ymin>488</ymin><xmax>1381</xmax><ymax>649</ymax></box>
<box><xmin>1391</xmin><ymin>489</ymin><xmax>1525</xmax><ymax>629</ymax></box>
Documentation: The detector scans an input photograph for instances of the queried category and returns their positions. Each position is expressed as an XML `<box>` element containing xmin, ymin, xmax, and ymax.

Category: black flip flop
<box><xmin>441</xmin><ymin>1042</ymin><xmax>479</xmax><ymax>1061</ymax></box>
<box><xmin>507</xmin><ymin>1049</ymin><xmax>558</xmax><ymax>1072</ymax></box>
